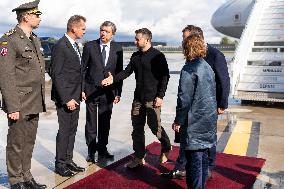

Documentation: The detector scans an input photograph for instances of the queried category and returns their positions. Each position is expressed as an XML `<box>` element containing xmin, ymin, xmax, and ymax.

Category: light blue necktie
<box><xmin>73</xmin><ymin>42</ymin><xmax>81</xmax><ymax>63</ymax></box>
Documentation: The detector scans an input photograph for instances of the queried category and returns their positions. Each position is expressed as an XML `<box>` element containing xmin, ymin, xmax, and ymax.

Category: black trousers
<box><xmin>55</xmin><ymin>103</ymin><xmax>80</xmax><ymax>165</ymax></box>
<box><xmin>6</xmin><ymin>114</ymin><xmax>39</xmax><ymax>185</ymax></box>
<box><xmin>85</xmin><ymin>94</ymin><xmax>113</xmax><ymax>156</ymax></box>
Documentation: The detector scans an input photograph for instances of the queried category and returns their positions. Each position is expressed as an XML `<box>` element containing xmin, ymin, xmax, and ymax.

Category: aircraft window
<box><xmin>281</xmin><ymin>48</ymin><xmax>284</xmax><ymax>52</ymax></box>
<box><xmin>234</xmin><ymin>13</ymin><xmax>241</xmax><ymax>22</ymax></box>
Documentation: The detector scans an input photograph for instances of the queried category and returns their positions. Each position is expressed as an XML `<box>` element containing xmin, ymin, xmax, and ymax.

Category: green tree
<box><xmin>220</xmin><ymin>37</ymin><xmax>238</xmax><ymax>45</ymax></box>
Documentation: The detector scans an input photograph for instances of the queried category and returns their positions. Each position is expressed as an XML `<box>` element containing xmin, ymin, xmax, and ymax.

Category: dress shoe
<box><xmin>86</xmin><ymin>154</ymin><xmax>98</xmax><ymax>163</ymax></box>
<box><xmin>67</xmin><ymin>162</ymin><xmax>85</xmax><ymax>172</ymax></box>
<box><xmin>24</xmin><ymin>178</ymin><xmax>47</xmax><ymax>189</ymax></box>
<box><xmin>159</xmin><ymin>150</ymin><xmax>171</xmax><ymax>163</ymax></box>
<box><xmin>10</xmin><ymin>182</ymin><xmax>27</xmax><ymax>189</ymax></box>
<box><xmin>98</xmin><ymin>151</ymin><xmax>114</xmax><ymax>159</ymax></box>
<box><xmin>126</xmin><ymin>157</ymin><xmax>145</xmax><ymax>168</ymax></box>
<box><xmin>160</xmin><ymin>169</ymin><xmax>186</xmax><ymax>179</ymax></box>
<box><xmin>55</xmin><ymin>165</ymin><xmax>74</xmax><ymax>177</ymax></box>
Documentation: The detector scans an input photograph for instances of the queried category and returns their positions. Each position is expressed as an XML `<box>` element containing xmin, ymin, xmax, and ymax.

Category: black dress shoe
<box><xmin>86</xmin><ymin>154</ymin><xmax>98</xmax><ymax>163</ymax></box>
<box><xmin>24</xmin><ymin>178</ymin><xmax>47</xmax><ymax>189</ymax></box>
<box><xmin>98</xmin><ymin>151</ymin><xmax>114</xmax><ymax>159</ymax></box>
<box><xmin>160</xmin><ymin>170</ymin><xmax>186</xmax><ymax>179</ymax></box>
<box><xmin>55</xmin><ymin>165</ymin><xmax>74</xmax><ymax>177</ymax></box>
<box><xmin>67</xmin><ymin>162</ymin><xmax>85</xmax><ymax>172</ymax></box>
<box><xmin>11</xmin><ymin>182</ymin><xmax>27</xmax><ymax>189</ymax></box>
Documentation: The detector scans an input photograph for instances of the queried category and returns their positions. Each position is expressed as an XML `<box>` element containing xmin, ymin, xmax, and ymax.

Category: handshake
<box><xmin>101</xmin><ymin>72</ymin><xmax>114</xmax><ymax>86</ymax></box>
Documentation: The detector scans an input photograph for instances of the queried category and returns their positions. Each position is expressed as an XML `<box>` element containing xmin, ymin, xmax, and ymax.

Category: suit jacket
<box><xmin>204</xmin><ymin>44</ymin><xmax>230</xmax><ymax>109</ymax></box>
<box><xmin>82</xmin><ymin>39</ymin><xmax>123</xmax><ymax>101</ymax></box>
<box><xmin>0</xmin><ymin>26</ymin><xmax>46</xmax><ymax>115</ymax></box>
<box><xmin>50</xmin><ymin>35</ymin><xmax>82</xmax><ymax>105</ymax></box>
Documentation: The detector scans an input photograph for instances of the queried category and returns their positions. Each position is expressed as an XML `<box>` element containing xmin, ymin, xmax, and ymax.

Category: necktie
<box><xmin>73</xmin><ymin>42</ymin><xmax>81</xmax><ymax>62</ymax></box>
<box><xmin>102</xmin><ymin>45</ymin><xmax>107</xmax><ymax>65</ymax></box>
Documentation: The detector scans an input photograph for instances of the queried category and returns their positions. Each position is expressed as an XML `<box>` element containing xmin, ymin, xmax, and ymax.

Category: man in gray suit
<box><xmin>0</xmin><ymin>0</ymin><xmax>46</xmax><ymax>188</ymax></box>
<box><xmin>50</xmin><ymin>15</ymin><xmax>86</xmax><ymax>177</ymax></box>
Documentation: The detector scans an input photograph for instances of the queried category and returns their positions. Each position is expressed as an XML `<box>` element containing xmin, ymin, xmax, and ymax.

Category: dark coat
<box><xmin>0</xmin><ymin>26</ymin><xmax>46</xmax><ymax>115</ymax></box>
<box><xmin>175</xmin><ymin>58</ymin><xmax>217</xmax><ymax>150</ymax></box>
<box><xmin>82</xmin><ymin>39</ymin><xmax>123</xmax><ymax>101</ymax></box>
<box><xmin>50</xmin><ymin>36</ymin><xmax>82</xmax><ymax>105</ymax></box>
<box><xmin>204</xmin><ymin>44</ymin><xmax>230</xmax><ymax>109</ymax></box>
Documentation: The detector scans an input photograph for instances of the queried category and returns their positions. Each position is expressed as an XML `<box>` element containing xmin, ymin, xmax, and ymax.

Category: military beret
<box><xmin>12</xmin><ymin>0</ymin><xmax>42</xmax><ymax>15</ymax></box>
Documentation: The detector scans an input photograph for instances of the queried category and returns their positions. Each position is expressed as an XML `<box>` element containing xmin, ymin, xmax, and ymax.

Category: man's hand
<box><xmin>113</xmin><ymin>96</ymin><xmax>120</xmax><ymax>104</ymax></box>
<box><xmin>82</xmin><ymin>92</ymin><xmax>87</xmax><ymax>101</ymax></box>
<box><xmin>66</xmin><ymin>99</ymin><xmax>79</xmax><ymax>111</ymax></box>
<box><xmin>8</xmin><ymin>112</ymin><xmax>20</xmax><ymax>120</ymax></box>
<box><xmin>101</xmin><ymin>72</ymin><xmax>113</xmax><ymax>86</ymax></box>
<box><xmin>153</xmin><ymin>97</ymin><xmax>163</xmax><ymax>107</ymax></box>
<box><xmin>172</xmin><ymin>122</ymin><xmax>181</xmax><ymax>132</ymax></box>
<box><xmin>217</xmin><ymin>108</ymin><xmax>226</xmax><ymax>115</ymax></box>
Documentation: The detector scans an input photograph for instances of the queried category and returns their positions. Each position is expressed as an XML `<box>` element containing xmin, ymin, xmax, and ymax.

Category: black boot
<box><xmin>24</xmin><ymin>178</ymin><xmax>47</xmax><ymax>189</ymax></box>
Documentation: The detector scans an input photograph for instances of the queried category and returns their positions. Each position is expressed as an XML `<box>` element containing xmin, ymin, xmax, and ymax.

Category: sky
<box><xmin>0</xmin><ymin>0</ymin><xmax>227</xmax><ymax>45</ymax></box>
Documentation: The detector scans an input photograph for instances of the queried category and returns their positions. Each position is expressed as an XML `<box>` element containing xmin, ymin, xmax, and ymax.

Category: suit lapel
<box><xmin>63</xmin><ymin>36</ymin><xmax>81</xmax><ymax>65</ymax></box>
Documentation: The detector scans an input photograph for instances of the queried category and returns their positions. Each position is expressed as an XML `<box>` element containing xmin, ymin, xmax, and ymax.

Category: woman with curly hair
<box><xmin>172</xmin><ymin>33</ymin><xmax>217</xmax><ymax>189</ymax></box>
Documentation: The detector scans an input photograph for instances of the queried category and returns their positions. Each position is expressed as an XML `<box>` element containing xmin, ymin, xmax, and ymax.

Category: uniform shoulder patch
<box><xmin>4</xmin><ymin>29</ymin><xmax>16</xmax><ymax>36</ymax></box>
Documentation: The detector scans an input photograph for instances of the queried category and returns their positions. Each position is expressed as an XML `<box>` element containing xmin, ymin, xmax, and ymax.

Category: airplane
<box><xmin>211</xmin><ymin>0</ymin><xmax>255</xmax><ymax>38</ymax></box>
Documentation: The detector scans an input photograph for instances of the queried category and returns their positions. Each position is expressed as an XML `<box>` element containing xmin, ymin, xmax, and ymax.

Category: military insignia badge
<box><xmin>0</xmin><ymin>47</ymin><xmax>8</xmax><ymax>56</ymax></box>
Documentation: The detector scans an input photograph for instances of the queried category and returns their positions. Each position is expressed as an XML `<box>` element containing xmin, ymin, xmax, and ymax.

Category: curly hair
<box><xmin>182</xmin><ymin>33</ymin><xmax>206</xmax><ymax>61</ymax></box>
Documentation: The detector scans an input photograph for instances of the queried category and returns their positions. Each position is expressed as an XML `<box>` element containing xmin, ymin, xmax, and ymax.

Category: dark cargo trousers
<box><xmin>6</xmin><ymin>114</ymin><xmax>39</xmax><ymax>185</ymax></box>
<box><xmin>131</xmin><ymin>101</ymin><xmax>171</xmax><ymax>159</ymax></box>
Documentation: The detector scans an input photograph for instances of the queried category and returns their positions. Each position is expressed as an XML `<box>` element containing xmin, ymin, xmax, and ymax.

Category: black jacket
<box><xmin>204</xmin><ymin>44</ymin><xmax>230</xmax><ymax>109</ymax></box>
<box><xmin>50</xmin><ymin>36</ymin><xmax>82</xmax><ymax>105</ymax></box>
<box><xmin>114</xmin><ymin>47</ymin><xmax>169</xmax><ymax>102</ymax></box>
<box><xmin>82</xmin><ymin>39</ymin><xmax>123</xmax><ymax>101</ymax></box>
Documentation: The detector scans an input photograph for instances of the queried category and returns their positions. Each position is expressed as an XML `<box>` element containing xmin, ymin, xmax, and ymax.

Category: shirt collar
<box><xmin>100</xmin><ymin>39</ymin><xmax>111</xmax><ymax>48</ymax></box>
<box><xmin>65</xmin><ymin>33</ymin><xmax>76</xmax><ymax>45</ymax></box>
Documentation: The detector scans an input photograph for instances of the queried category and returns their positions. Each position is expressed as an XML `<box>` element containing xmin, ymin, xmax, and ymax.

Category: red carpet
<box><xmin>66</xmin><ymin>142</ymin><xmax>265</xmax><ymax>189</ymax></box>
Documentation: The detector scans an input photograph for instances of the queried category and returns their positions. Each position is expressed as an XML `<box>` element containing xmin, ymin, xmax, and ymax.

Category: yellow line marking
<box><xmin>223</xmin><ymin>120</ymin><xmax>252</xmax><ymax>156</ymax></box>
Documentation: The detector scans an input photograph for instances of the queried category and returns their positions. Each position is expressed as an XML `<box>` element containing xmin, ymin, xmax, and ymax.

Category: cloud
<box><xmin>0</xmin><ymin>0</ymin><xmax>227</xmax><ymax>44</ymax></box>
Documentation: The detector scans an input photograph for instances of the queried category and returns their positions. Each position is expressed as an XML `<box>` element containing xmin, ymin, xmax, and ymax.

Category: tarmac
<box><xmin>0</xmin><ymin>52</ymin><xmax>283</xmax><ymax>189</ymax></box>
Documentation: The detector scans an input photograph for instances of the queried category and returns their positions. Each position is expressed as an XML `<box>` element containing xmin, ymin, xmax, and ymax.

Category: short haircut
<box><xmin>67</xmin><ymin>15</ymin><xmax>86</xmax><ymax>32</ymax></box>
<box><xmin>16</xmin><ymin>11</ymin><xmax>27</xmax><ymax>23</ymax></box>
<box><xmin>182</xmin><ymin>25</ymin><xmax>204</xmax><ymax>39</ymax></box>
<box><xmin>182</xmin><ymin>33</ymin><xmax>207</xmax><ymax>61</ymax></box>
<box><xmin>100</xmin><ymin>21</ymin><xmax>117</xmax><ymax>35</ymax></box>
<box><xmin>135</xmin><ymin>28</ymin><xmax>152</xmax><ymax>41</ymax></box>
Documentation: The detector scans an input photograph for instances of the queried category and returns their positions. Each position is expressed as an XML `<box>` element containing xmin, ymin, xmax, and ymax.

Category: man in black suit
<box><xmin>50</xmin><ymin>15</ymin><xmax>86</xmax><ymax>177</ymax></box>
<box><xmin>82</xmin><ymin>21</ymin><xmax>123</xmax><ymax>163</ymax></box>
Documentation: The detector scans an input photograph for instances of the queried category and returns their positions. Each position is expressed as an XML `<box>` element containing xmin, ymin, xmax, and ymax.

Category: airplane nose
<box><xmin>211</xmin><ymin>6</ymin><xmax>226</xmax><ymax>34</ymax></box>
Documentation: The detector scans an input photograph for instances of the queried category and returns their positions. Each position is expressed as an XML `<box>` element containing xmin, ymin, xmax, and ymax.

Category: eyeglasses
<box><xmin>28</xmin><ymin>13</ymin><xmax>41</xmax><ymax>18</ymax></box>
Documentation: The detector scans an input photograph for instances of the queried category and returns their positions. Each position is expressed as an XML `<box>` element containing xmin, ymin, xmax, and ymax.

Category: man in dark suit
<box><xmin>0</xmin><ymin>1</ymin><xmax>47</xmax><ymax>188</ymax></box>
<box><xmin>161</xmin><ymin>25</ymin><xmax>230</xmax><ymax>179</ymax></box>
<box><xmin>50</xmin><ymin>15</ymin><xmax>86</xmax><ymax>177</ymax></box>
<box><xmin>82</xmin><ymin>21</ymin><xmax>123</xmax><ymax>163</ymax></box>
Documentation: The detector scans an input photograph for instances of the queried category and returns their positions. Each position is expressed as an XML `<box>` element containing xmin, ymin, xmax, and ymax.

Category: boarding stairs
<box><xmin>232</xmin><ymin>0</ymin><xmax>284</xmax><ymax>102</ymax></box>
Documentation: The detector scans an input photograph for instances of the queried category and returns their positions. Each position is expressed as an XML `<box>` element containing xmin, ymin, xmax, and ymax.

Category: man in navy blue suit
<box><xmin>161</xmin><ymin>25</ymin><xmax>230</xmax><ymax>179</ymax></box>
<box><xmin>51</xmin><ymin>15</ymin><xmax>86</xmax><ymax>177</ymax></box>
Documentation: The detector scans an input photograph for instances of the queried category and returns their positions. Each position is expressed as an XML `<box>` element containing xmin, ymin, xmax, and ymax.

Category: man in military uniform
<box><xmin>0</xmin><ymin>1</ymin><xmax>46</xmax><ymax>189</ymax></box>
